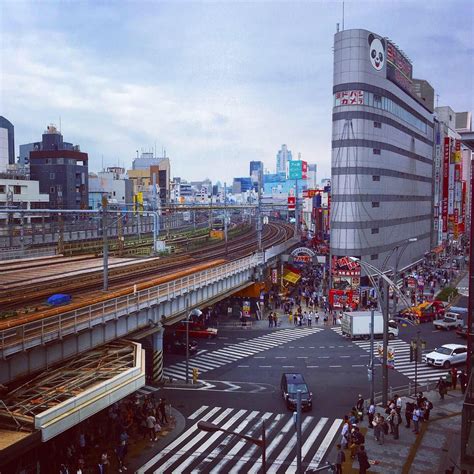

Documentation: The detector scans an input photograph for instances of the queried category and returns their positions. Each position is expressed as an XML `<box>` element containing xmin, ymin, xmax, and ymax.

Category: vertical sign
<box><xmin>301</xmin><ymin>161</ymin><xmax>308</xmax><ymax>180</ymax></box>
<box><xmin>442</xmin><ymin>137</ymin><xmax>450</xmax><ymax>233</ymax></box>
<box><xmin>288</xmin><ymin>161</ymin><xmax>303</xmax><ymax>180</ymax></box>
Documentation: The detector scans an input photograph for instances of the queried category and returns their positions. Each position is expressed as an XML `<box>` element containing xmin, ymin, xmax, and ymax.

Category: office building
<box><xmin>28</xmin><ymin>125</ymin><xmax>88</xmax><ymax>209</ymax></box>
<box><xmin>276</xmin><ymin>144</ymin><xmax>292</xmax><ymax>174</ymax></box>
<box><xmin>307</xmin><ymin>163</ymin><xmax>318</xmax><ymax>189</ymax></box>
<box><xmin>330</xmin><ymin>29</ymin><xmax>435</xmax><ymax>286</ymax></box>
<box><xmin>88</xmin><ymin>167</ymin><xmax>133</xmax><ymax>209</ymax></box>
<box><xmin>250</xmin><ymin>161</ymin><xmax>264</xmax><ymax>190</ymax></box>
<box><xmin>0</xmin><ymin>117</ymin><xmax>15</xmax><ymax>166</ymax></box>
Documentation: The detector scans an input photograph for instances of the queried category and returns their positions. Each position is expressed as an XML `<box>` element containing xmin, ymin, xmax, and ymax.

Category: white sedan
<box><xmin>423</xmin><ymin>344</ymin><xmax>467</xmax><ymax>369</ymax></box>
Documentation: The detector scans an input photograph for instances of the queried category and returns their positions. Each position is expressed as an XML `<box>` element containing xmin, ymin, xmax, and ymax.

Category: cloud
<box><xmin>1</xmin><ymin>0</ymin><xmax>473</xmax><ymax>183</ymax></box>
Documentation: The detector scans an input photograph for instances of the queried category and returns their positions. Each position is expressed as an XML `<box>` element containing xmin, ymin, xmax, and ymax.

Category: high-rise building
<box><xmin>249</xmin><ymin>160</ymin><xmax>264</xmax><ymax>190</ymax></box>
<box><xmin>330</xmin><ymin>29</ymin><xmax>434</xmax><ymax>284</ymax></box>
<box><xmin>28</xmin><ymin>124</ymin><xmax>88</xmax><ymax>209</ymax></box>
<box><xmin>0</xmin><ymin>117</ymin><xmax>15</xmax><ymax>167</ymax></box>
<box><xmin>307</xmin><ymin>164</ymin><xmax>318</xmax><ymax>189</ymax></box>
<box><xmin>276</xmin><ymin>144</ymin><xmax>292</xmax><ymax>174</ymax></box>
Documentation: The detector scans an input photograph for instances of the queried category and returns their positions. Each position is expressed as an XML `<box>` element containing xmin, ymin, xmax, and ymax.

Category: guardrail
<box><xmin>0</xmin><ymin>247</ymin><xmax>57</xmax><ymax>261</ymax></box>
<box><xmin>0</xmin><ymin>253</ymin><xmax>264</xmax><ymax>357</ymax></box>
<box><xmin>372</xmin><ymin>381</ymin><xmax>434</xmax><ymax>405</ymax></box>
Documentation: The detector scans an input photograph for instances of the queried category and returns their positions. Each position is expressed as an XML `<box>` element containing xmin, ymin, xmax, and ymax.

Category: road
<box><xmin>136</xmin><ymin>313</ymin><xmax>466</xmax><ymax>473</ymax></box>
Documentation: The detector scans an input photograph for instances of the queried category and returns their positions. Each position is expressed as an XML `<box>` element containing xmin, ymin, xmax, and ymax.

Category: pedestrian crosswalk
<box><xmin>163</xmin><ymin>327</ymin><xmax>324</xmax><ymax>381</ymax></box>
<box><xmin>137</xmin><ymin>405</ymin><xmax>342</xmax><ymax>473</ymax></box>
<box><xmin>136</xmin><ymin>384</ymin><xmax>160</xmax><ymax>399</ymax></box>
<box><xmin>331</xmin><ymin>327</ymin><xmax>449</xmax><ymax>383</ymax></box>
<box><xmin>353</xmin><ymin>338</ymin><xmax>449</xmax><ymax>383</ymax></box>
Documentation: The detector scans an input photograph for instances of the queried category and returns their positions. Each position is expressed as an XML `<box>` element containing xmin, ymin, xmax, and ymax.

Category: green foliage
<box><xmin>436</xmin><ymin>286</ymin><xmax>459</xmax><ymax>302</ymax></box>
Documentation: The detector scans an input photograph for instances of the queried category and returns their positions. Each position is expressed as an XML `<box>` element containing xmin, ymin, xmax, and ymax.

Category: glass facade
<box><xmin>334</xmin><ymin>91</ymin><xmax>428</xmax><ymax>134</ymax></box>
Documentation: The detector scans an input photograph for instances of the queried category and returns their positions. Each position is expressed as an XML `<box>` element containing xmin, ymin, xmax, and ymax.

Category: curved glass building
<box><xmin>330</xmin><ymin>29</ymin><xmax>434</xmax><ymax>286</ymax></box>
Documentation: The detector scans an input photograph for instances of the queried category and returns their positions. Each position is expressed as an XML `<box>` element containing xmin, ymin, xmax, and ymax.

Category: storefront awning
<box><xmin>283</xmin><ymin>270</ymin><xmax>301</xmax><ymax>284</ymax></box>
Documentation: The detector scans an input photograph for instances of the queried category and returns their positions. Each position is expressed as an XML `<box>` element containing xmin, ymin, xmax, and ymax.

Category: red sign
<box><xmin>329</xmin><ymin>289</ymin><xmax>358</xmax><ymax>310</ymax></box>
<box><xmin>442</xmin><ymin>137</ymin><xmax>450</xmax><ymax>233</ymax></box>
<box><xmin>335</xmin><ymin>90</ymin><xmax>364</xmax><ymax>106</ymax></box>
<box><xmin>454</xmin><ymin>208</ymin><xmax>459</xmax><ymax>224</ymax></box>
<box><xmin>305</xmin><ymin>189</ymin><xmax>321</xmax><ymax>198</ymax></box>
<box><xmin>288</xmin><ymin>196</ymin><xmax>296</xmax><ymax>210</ymax></box>
<box><xmin>294</xmin><ymin>255</ymin><xmax>311</xmax><ymax>263</ymax></box>
<box><xmin>302</xmin><ymin>161</ymin><xmax>308</xmax><ymax>180</ymax></box>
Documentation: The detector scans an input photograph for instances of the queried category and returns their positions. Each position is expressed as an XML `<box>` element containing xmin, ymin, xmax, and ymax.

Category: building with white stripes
<box><xmin>330</xmin><ymin>29</ymin><xmax>435</xmax><ymax>277</ymax></box>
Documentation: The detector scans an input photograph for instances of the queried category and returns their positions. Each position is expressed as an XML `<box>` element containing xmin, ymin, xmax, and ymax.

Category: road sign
<box><xmin>288</xmin><ymin>160</ymin><xmax>303</xmax><ymax>180</ymax></box>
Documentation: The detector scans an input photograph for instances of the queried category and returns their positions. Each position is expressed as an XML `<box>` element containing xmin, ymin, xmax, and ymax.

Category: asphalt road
<box><xmin>139</xmin><ymin>318</ymin><xmax>468</xmax><ymax>473</ymax></box>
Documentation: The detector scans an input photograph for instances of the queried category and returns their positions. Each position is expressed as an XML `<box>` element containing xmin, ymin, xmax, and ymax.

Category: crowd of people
<box><xmin>52</xmin><ymin>394</ymin><xmax>171</xmax><ymax>473</ymax></box>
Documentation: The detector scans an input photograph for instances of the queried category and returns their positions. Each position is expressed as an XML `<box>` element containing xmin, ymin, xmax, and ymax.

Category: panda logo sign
<box><xmin>368</xmin><ymin>33</ymin><xmax>385</xmax><ymax>71</ymax></box>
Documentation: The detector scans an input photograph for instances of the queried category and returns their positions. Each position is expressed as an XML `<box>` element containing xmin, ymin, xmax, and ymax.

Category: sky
<box><xmin>1</xmin><ymin>0</ymin><xmax>473</xmax><ymax>183</ymax></box>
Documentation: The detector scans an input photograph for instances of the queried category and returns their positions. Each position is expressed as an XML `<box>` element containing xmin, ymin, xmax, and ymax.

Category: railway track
<box><xmin>0</xmin><ymin>221</ymin><xmax>294</xmax><ymax>312</ymax></box>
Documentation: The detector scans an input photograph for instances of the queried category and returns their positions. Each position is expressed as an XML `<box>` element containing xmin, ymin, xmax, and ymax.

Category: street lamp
<box><xmin>410</xmin><ymin>331</ymin><xmax>426</xmax><ymax>394</ymax></box>
<box><xmin>185</xmin><ymin>308</ymin><xmax>202</xmax><ymax>384</ymax></box>
<box><xmin>197</xmin><ymin>420</ymin><xmax>266</xmax><ymax>473</ymax></box>
<box><xmin>349</xmin><ymin>257</ymin><xmax>413</xmax><ymax>405</ymax></box>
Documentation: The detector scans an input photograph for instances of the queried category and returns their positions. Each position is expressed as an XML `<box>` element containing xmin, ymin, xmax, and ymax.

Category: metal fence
<box><xmin>0</xmin><ymin>247</ymin><xmax>57</xmax><ymax>261</ymax></box>
<box><xmin>0</xmin><ymin>253</ymin><xmax>264</xmax><ymax>357</ymax></box>
<box><xmin>372</xmin><ymin>381</ymin><xmax>435</xmax><ymax>405</ymax></box>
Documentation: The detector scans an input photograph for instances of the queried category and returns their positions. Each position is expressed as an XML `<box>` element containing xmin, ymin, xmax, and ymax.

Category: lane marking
<box><xmin>329</xmin><ymin>365</ymin><xmax>342</xmax><ymax>368</ymax></box>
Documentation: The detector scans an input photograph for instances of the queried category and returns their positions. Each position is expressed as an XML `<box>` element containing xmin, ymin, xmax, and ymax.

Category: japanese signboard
<box><xmin>335</xmin><ymin>90</ymin><xmax>364</xmax><ymax>106</ymax></box>
<box><xmin>442</xmin><ymin>137</ymin><xmax>450</xmax><ymax>233</ymax></box>
<box><xmin>386</xmin><ymin>40</ymin><xmax>413</xmax><ymax>94</ymax></box>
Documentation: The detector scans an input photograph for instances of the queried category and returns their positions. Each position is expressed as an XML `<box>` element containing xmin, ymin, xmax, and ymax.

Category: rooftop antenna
<box><xmin>59</xmin><ymin>116</ymin><xmax>62</xmax><ymax>134</ymax></box>
<box><xmin>102</xmin><ymin>155</ymin><xmax>104</xmax><ymax>171</ymax></box>
<box><xmin>336</xmin><ymin>22</ymin><xmax>340</xmax><ymax>33</ymax></box>
<box><xmin>342</xmin><ymin>1</ymin><xmax>345</xmax><ymax>31</ymax></box>
<box><xmin>436</xmin><ymin>94</ymin><xmax>440</xmax><ymax>108</ymax></box>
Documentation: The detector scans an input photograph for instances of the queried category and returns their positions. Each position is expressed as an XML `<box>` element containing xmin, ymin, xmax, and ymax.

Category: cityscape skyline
<box><xmin>1</xmin><ymin>0</ymin><xmax>473</xmax><ymax>182</ymax></box>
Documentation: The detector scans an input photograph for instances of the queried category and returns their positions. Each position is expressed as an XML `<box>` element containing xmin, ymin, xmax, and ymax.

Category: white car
<box><xmin>423</xmin><ymin>343</ymin><xmax>467</xmax><ymax>369</ymax></box>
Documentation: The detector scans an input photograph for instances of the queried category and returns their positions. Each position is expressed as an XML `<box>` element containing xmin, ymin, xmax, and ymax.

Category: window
<box><xmin>371</xmin><ymin>228</ymin><xmax>379</xmax><ymax>234</ymax></box>
<box><xmin>45</xmin><ymin>159</ymin><xmax>50</xmax><ymax>164</ymax></box>
<box><xmin>0</xmin><ymin>185</ymin><xmax>5</xmax><ymax>193</ymax></box>
<box><xmin>372</xmin><ymin>202</ymin><xmax>380</xmax><ymax>208</ymax></box>
<box><xmin>57</xmin><ymin>158</ymin><xmax>64</xmax><ymax>164</ymax></box>
<box><xmin>13</xmin><ymin>186</ymin><xmax>21</xmax><ymax>194</ymax></box>
<box><xmin>50</xmin><ymin>186</ymin><xmax>55</xmax><ymax>193</ymax></box>
<box><xmin>374</xmin><ymin>121</ymin><xmax>382</xmax><ymax>129</ymax></box>
<box><xmin>373</xmin><ymin>149</ymin><xmax>381</xmax><ymax>155</ymax></box>
<box><xmin>50</xmin><ymin>172</ymin><xmax>55</xmax><ymax>180</ymax></box>
<box><xmin>372</xmin><ymin>175</ymin><xmax>380</xmax><ymax>181</ymax></box>
<box><xmin>371</xmin><ymin>254</ymin><xmax>378</xmax><ymax>260</ymax></box>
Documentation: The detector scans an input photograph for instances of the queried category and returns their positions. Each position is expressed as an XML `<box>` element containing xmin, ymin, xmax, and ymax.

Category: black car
<box><xmin>163</xmin><ymin>332</ymin><xmax>198</xmax><ymax>355</ymax></box>
<box><xmin>280</xmin><ymin>373</ymin><xmax>313</xmax><ymax>411</ymax></box>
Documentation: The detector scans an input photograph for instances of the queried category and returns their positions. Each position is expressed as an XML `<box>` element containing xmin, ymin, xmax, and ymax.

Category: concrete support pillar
<box><xmin>151</xmin><ymin>330</ymin><xmax>164</xmax><ymax>383</ymax></box>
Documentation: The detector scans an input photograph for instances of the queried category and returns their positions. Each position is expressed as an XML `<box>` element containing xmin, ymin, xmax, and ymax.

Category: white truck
<box><xmin>341</xmin><ymin>311</ymin><xmax>399</xmax><ymax>340</ymax></box>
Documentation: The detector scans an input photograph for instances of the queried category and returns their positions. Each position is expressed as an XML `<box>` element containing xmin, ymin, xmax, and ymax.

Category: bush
<box><xmin>436</xmin><ymin>286</ymin><xmax>459</xmax><ymax>302</ymax></box>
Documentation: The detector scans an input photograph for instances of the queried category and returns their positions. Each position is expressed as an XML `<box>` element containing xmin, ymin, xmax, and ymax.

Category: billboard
<box><xmin>287</xmin><ymin>160</ymin><xmax>307</xmax><ymax>180</ymax></box>
<box><xmin>386</xmin><ymin>40</ymin><xmax>413</xmax><ymax>94</ymax></box>
<box><xmin>287</xmin><ymin>196</ymin><xmax>296</xmax><ymax>210</ymax></box>
<box><xmin>335</xmin><ymin>90</ymin><xmax>364</xmax><ymax>106</ymax></box>
<box><xmin>442</xmin><ymin>137</ymin><xmax>450</xmax><ymax>233</ymax></box>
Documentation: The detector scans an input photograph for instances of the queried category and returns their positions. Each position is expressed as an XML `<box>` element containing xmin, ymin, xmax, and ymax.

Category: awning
<box><xmin>283</xmin><ymin>270</ymin><xmax>301</xmax><ymax>284</ymax></box>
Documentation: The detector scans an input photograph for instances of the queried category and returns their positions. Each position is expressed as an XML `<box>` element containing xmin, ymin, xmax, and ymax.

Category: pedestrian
<box><xmin>436</xmin><ymin>377</ymin><xmax>447</xmax><ymax>400</ymax></box>
<box><xmin>391</xmin><ymin>409</ymin><xmax>401</xmax><ymax>440</ymax></box>
<box><xmin>445</xmin><ymin>371</ymin><xmax>452</xmax><ymax>390</ymax></box>
<box><xmin>356</xmin><ymin>394</ymin><xmax>364</xmax><ymax>421</ymax></box>
<box><xmin>395</xmin><ymin>394</ymin><xmax>402</xmax><ymax>414</ymax></box>
<box><xmin>334</xmin><ymin>443</ymin><xmax>345</xmax><ymax>474</ymax></box>
<box><xmin>350</xmin><ymin>426</ymin><xmax>365</xmax><ymax>458</ymax></box>
<box><xmin>115</xmin><ymin>430</ymin><xmax>129</xmax><ymax>472</ymax></box>
<box><xmin>451</xmin><ymin>367</ymin><xmax>458</xmax><ymax>390</ymax></box>
<box><xmin>412</xmin><ymin>406</ymin><xmax>421</xmax><ymax>434</ymax></box>
<box><xmin>367</xmin><ymin>400</ymin><xmax>375</xmax><ymax>429</ymax></box>
<box><xmin>307</xmin><ymin>311</ymin><xmax>312</xmax><ymax>327</ymax></box>
<box><xmin>341</xmin><ymin>416</ymin><xmax>351</xmax><ymax>448</ymax></box>
<box><xmin>387</xmin><ymin>408</ymin><xmax>395</xmax><ymax>435</ymax></box>
<box><xmin>146</xmin><ymin>412</ymin><xmax>157</xmax><ymax>441</ymax></box>
<box><xmin>315</xmin><ymin>312</ymin><xmax>320</xmax><ymax>325</ymax></box>
<box><xmin>405</xmin><ymin>402</ymin><xmax>413</xmax><ymax>428</ymax></box>
<box><xmin>268</xmin><ymin>313</ymin><xmax>273</xmax><ymax>328</ymax></box>
<box><xmin>424</xmin><ymin>399</ymin><xmax>433</xmax><ymax>421</ymax></box>
<box><xmin>459</xmin><ymin>370</ymin><xmax>468</xmax><ymax>394</ymax></box>
<box><xmin>373</xmin><ymin>415</ymin><xmax>383</xmax><ymax>445</ymax></box>
<box><xmin>158</xmin><ymin>398</ymin><xmax>168</xmax><ymax>424</ymax></box>
<box><xmin>357</xmin><ymin>445</ymin><xmax>370</xmax><ymax>474</ymax></box>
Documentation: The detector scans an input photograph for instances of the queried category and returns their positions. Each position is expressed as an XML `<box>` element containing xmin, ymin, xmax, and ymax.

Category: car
<box><xmin>175</xmin><ymin>322</ymin><xmax>218</xmax><ymax>339</ymax></box>
<box><xmin>280</xmin><ymin>373</ymin><xmax>313</xmax><ymax>411</ymax></box>
<box><xmin>163</xmin><ymin>332</ymin><xmax>198</xmax><ymax>355</ymax></box>
<box><xmin>433</xmin><ymin>312</ymin><xmax>464</xmax><ymax>330</ymax></box>
<box><xmin>456</xmin><ymin>325</ymin><xmax>469</xmax><ymax>339</ymax></box>
<box><xmin>423</xmin><ymin>343</ymin><xmax>467</xmax><ymax>369</ymax></box>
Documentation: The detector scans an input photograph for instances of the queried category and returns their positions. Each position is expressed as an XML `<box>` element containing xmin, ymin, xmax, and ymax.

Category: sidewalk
<box><xmin>334</xmin><ymin>388</ymin><xmax>464</xmax><ymax>473</ymax></box>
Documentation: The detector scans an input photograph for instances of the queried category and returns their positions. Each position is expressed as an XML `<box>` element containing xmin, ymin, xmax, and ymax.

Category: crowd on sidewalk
<box><xmin>50</xmin><ymin>394</ymin><xmax>172</xmax><ymax>474</ymax></box>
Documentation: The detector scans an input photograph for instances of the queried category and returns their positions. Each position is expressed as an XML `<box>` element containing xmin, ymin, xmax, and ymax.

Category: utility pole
<box><xmin>224</xmin><ymin>182</ymin><xmax>228</xmax><ymax>256</ymax></box>
<box><xmin>296</xmin><ymin>390</ymin><xmax>302</xmax><ymax>473</ymax></box>
<box><xmin>369</xmin><ymin>308</ymin><xmax>375</xmax><ymax>402</ymax></box>
<box><xmin>382</xmin><ymin>279</ymin><xmax>389</xmax><ymax>405</ymax></box>
<box><xmin>467</xmin><ymin>159</ymin><xmax>474</xmax><ymax>377</ymax></box>
<box><xmin>257</xmin><ymin>176</ymin><xmax>262</xmax><ymax>252</ymax></box>
<box><xmin>102</xmin><ymin>196</ymin><xmax>109</xmax><ymax>291</ymax></box>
